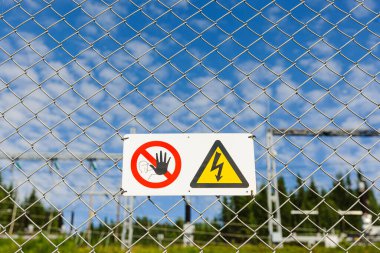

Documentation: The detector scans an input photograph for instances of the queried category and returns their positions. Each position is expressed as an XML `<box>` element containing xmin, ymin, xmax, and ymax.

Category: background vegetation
<box><xmin>0</xmin><ymin>171</ymin><xmax>379</xmax><ymax>251</ymax></box>
<box><xmin>1</xmin><ymin>238</ymin><xmax>380</xmax><ymax>253</ymax></box>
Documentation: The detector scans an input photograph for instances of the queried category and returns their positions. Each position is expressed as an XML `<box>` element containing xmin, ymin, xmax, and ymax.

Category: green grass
<box><xmin>0</xmin><ymin>238</ymin><xmax>379</xmax><ymax>253</ymax></box>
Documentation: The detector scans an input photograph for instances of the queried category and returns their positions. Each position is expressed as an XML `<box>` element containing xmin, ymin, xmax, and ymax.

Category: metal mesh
<box><xmin>0</xmin><ymin>0</ymin><xmax>379</xmax><ymax>252</ymax></box>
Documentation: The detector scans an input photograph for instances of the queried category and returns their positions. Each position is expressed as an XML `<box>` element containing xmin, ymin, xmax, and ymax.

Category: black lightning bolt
<box><xmin>210</xmin><ymin>152</ymin><xmax>224</xmax><ymax>181</ymax></box>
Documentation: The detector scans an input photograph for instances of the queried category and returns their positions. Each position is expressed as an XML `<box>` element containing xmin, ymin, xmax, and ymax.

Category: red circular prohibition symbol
<box><xmin>131</xmin><ymin>141</ymin><xmax>181</xmax><ymax>188</ymax></box>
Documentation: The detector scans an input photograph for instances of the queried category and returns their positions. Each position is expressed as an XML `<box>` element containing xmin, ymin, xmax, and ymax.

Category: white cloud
<box><xmin>0</xmin><ymin>61</ymin><xmax>24</xmax><ymax>83</ymax></box>
<box><xmin>346</xmin><ymin>0</ymin><xmax>378</xmax><ymax>18</ymax></box>
<box><xmin>312</xmin><ymin>41</ymin><xmax>335</xmax><ymax>56</ymax></box>
<box><xmin>345</xmin><ymin>64</ymin><xmax>377</xmax><ymax>89</ymax></box>
<box><xmin>299</xmin><ymin>57</ymin><xmax>343</xmax><ymax>85</ymax></box>
<box><xmin>190</xmin><ymin>19</ymin><xmax>212</xmax><ymax>31</ymax></box>
<box><xmin>125</xmin><ymin>40</ymin><xmax>152</xmax><ymax>59</ymax></box>
<box><xmin>265</xmin><ymin>5</ymin><xmax>283</xmax><ymax>22</ymax></box>
<box><xmin>81</xmin><ymin>1</ymin><xmax>108</xmax><ymax>17</ymax></box>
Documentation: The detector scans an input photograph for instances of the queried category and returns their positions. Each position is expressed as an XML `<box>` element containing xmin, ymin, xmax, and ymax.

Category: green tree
<box><xmin>22</xmin><ymin>189</ymin><xmax>46</xmax><ymax>229</ymax></box>
<box><xmin>195</xmin><ymin>217</ymin><xmax>221</xmax><ymax>243</ymax></box>
<box><xmin>293</xmin><ymin>174</ymin><xmax>305</xmax><ymax>209</ymax></box>
<box><xmin>329</xmin><ymin>173</ymin><xmax>361</xmax><ymax>231</ymax></box>
<box><xmin>220</xmin><ymin>195</ymin><xmax>252</xmax><ymax>243</ymax></box>
<box><xmin>319</xmin><ymin>189</ymin><xmax>340</xmax><ymax>231</ymax></box>
<box><xmin>0</xmin><ymin>174</ymin><xmax>19</xmax><ymax>232</ymax></box>
<box><xmin>277</xmin><ymin>176</ymin><xmax>292</xmax><ymax>233</ymax></box>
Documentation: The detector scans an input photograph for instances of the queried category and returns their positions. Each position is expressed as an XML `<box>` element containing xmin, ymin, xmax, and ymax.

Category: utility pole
<box><xmin>183</xmin><ymin>197</ymin><xmax>194</xmax><ymax>246</ymax></box>
<box><xmin>9</xmin><ymin>161</ymin><xmax>20</xmax><ymax>235</ymax></box>
<box><xmin>266</xmin><ymin>129</ymin><xmax>283</xmax><ymax>245</ymax></box>
<box><xmin>358</xmin><ymin>170</ymin><xmax>372</xmax><ymax>233</ymax></box>
<box><xmin>2</xmin><ymin>151</ymin><xmax>122</xmax><ymax>237</ymax></box>
<box><xmin>70</xmin><ymin>211</ymin><xmax>75</xmax><ymax>234</ymax></box>
<box><xmin>116</xmin><ymin>195</ymin><xmax>120</xmax><ymax>239</ymax></box>
<box><xmin>121</xmin><ymin>127</ymin><xmax>136</xmax><ymax>248</ymax></box>
<box><xmin>266</xmin><ymin>128</ymin><xmax>380</xmax><ymax>244</ymax></box>
<box><xmin>127</xmin><ymin>196</ymin><xmax>134</xmax><ymax>247</ymax></box>
<box><xmin>86</xmin><ymin>159</ymin><xmax>97</xmax><ymax>242</ymax></box>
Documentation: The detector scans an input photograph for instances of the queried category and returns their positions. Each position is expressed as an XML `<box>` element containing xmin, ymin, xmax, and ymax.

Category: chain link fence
<box><xmin>0</xmin><ymin>0</ymin><xmax>379</xmax><ymax>252</ymax></box>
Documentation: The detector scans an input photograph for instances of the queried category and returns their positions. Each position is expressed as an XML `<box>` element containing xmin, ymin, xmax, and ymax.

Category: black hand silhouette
<box><xmin>150</xmin><ymin>151</ymin><xmax>171</xmax><ymax>175</ymax></box>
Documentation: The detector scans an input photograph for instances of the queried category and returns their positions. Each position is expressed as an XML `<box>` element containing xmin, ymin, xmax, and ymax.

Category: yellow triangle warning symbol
<box><xmin>190</xmin><ymin>140</ymin><xmax>249</xmax><ymax>188</ymax></box>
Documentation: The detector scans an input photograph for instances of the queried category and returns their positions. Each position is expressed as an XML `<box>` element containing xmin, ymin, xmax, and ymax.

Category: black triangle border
<box><xmin>190</xmin><ymin>140</ymin><xmax>249</xmax><ymax>188</ymax></box>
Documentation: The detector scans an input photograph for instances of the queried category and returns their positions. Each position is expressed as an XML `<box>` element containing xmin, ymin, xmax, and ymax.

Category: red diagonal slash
<box><xmin>140</xmin><ymin>149</ymin><xmax>172</xmax><ymax>178</ymax></box>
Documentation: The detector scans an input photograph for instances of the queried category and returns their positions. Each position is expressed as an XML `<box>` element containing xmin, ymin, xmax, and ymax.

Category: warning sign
<box><xmin>130</xmin><ymin>141</ymin><xmax>181</xmax><ymax>188</ymax></box>
<box><xmin>122</xmin><ymin>133</ymin><xmax>256</xmax><ymax>196</ymax></box>
<box><xmin>190</xmin><ymin>140</ymin><xmax>248</xmax><ymax>188</ymax></box>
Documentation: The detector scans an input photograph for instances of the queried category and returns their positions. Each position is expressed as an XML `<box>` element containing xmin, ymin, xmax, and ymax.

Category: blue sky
<box><xmin>0</xmin><ymin>0</ymin><xmax>379</xmax><ymax>231</ymax></box>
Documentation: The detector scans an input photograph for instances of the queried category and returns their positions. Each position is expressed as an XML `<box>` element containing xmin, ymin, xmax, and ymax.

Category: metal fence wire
<box><xmin>0</xmin><ymin>0</ymin><xmax>379</xmax><ymax>252</ymax></box>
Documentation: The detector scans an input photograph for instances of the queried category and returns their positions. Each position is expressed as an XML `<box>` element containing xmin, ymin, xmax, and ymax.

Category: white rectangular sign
<box><xmin>122</xmin><ymin>133</ymin><xmax>256</xmax><ymax>196</ymax></box>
